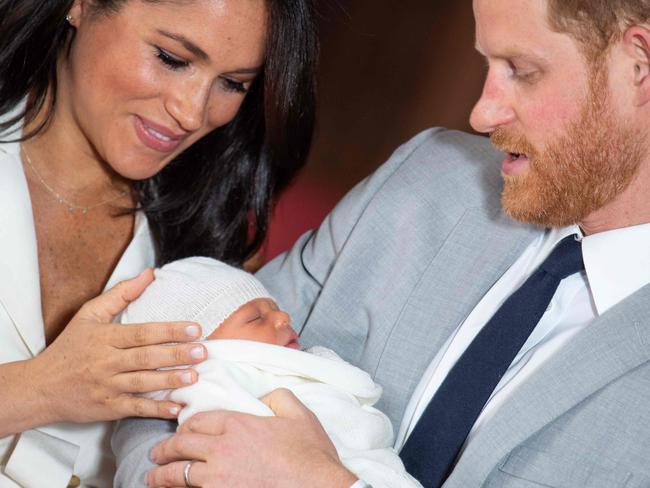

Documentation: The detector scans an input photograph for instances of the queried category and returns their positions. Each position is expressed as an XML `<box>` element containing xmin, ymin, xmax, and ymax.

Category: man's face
<box><xmin>470</xmin><ymin>0</ymin><xmax>644</xmax><ymax>228</ymax></box>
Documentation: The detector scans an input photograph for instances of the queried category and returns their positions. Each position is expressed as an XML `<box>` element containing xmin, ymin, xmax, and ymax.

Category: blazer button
<box><xmin>67</xmin><ymin>475</ymin><xmax>81</xmax><ymax>487</ymax></box>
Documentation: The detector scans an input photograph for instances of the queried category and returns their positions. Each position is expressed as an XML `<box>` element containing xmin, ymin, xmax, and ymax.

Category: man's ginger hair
<box><xmin>548</xmin><ymin>1</ymin><xmax>650</xmax><ymax>60</ymax></box>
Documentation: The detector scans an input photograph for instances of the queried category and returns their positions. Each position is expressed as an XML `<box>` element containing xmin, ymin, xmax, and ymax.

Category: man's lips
<box><xmin>134</xmin><ymin>116</ymin><xmax>186</xmax><ymax>153</ymax></box>
<box><xmin>502</xmin><ymin>151</ymin><xmax>530</xmax><ymax>176</ymax></box>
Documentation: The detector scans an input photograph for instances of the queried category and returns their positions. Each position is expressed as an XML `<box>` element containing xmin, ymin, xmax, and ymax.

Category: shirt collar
<box><xmin>580</xmin><ymin>222</ymin><xmax>650</xmax><ymax>315</ymax></box>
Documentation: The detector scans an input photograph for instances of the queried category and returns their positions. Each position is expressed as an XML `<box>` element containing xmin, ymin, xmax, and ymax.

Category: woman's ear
<box><xmin>623</xmin><ymin>25</ymin><xmax>650</xmax><ymax>107</ymax></box>
<box><xmin>67</xmin><ymin>0</ymin><xmax>88</xmax><ymax>28</ymax></box>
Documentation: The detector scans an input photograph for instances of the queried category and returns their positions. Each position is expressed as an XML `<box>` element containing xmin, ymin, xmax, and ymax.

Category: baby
<box><xmin>121</xmin><ymin>257</ymin><xmax>420</xmax><ymax>488</ymax></box>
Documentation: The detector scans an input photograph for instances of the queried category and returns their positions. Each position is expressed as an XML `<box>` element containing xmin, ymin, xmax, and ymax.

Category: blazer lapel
<box><xmin>0</xmin><ymin>142</ymin><xmax>46</xmax><ymax>356</ymax></box>
<box><xmin>446</xmin><ymin>283</ymin><xmax>650</xmax><ymax>487</ymax></box>
<box><xmin>373</xmin><ymin>208</ymin><xmax>538</xmax><ymax>424</ymax></box>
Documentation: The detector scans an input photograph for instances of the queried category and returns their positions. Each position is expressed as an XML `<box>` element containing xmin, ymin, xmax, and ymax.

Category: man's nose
<box><xmin>165</xmin><ymin>79</ymin><xmax>210</xmax><ymax>133</ymax></box>
<box><xmin>469</xmin><ymin>78</ymin><xmax>515</xmax><ymax>133</ymax></box>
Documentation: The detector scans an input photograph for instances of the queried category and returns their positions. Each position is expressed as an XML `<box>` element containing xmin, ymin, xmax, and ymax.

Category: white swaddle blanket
<box><xmin>147</xmin><ymin>340</ymin><xmax>421</xmax><ymax>488</ymax></box>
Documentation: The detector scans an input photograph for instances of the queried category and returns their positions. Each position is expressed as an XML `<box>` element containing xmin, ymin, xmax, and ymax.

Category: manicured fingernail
<box><xmin>180</xmin><ymin>372</ymin><xmax>193</xmax><ymax>384</ymax></box>
<box><xmin>190</xmin><ymin>346</ymin><xmax>205</xmax><ymax>359</ymax></box>
<box><xmin>185</xmin><ymin>324</ymin><xmax>200</xmax><ymax>337</ymax></box>
<box><xmin>169</xmin><ymin>406</ymin><xmax>180</xmax><ymax>416</ymax></box>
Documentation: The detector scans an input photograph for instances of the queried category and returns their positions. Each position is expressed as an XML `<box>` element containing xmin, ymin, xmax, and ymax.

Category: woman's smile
<box><xmin>133</xmin><ymin>115</ymin><xmax>186</xmax><ymax>153</ymax></box>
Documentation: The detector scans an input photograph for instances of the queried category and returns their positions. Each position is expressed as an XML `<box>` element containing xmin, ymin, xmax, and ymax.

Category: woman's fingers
<box><xmin>28</xmin><ymin>270</ymin><xmax>209</xmax><ymax>425</ymax></box>
<box><xmin>114</xmin><ymin>395</ymin><xmax>183</xmax><ymax>420</ymax></box>
<box><xmin>146</xmin><ymin>460</ymin><xmax>208</xmax><ymax>488</ymax></box>
<box><xmin>120</xmin><ymin>343</ymin><xmax>207</xmax><ymax>371</ymax></box>
<box><xmin>111</xmin><ymin>322</ymin><xmax>202</xmax><ymax>348</ymax></box>
<box><xmin>114</xmin><ymin>369</ymin><xmax>198</xmax><ymax>393</ymax></box>
<box><xmin>78</xmin><ymin>269</ymin><xmax>155</xmax><ymax>323</ymax></box>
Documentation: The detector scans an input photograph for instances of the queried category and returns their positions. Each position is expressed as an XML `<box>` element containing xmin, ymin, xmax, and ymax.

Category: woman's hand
<box><xmin>0</xmin><ymin>269</ymin><xmax>207</xmax><ymax>436</ymax></box>
<box><xmin>146</xmin><ymin>388</ymin><xmax>358</xmax><ymax>488</ymax></box>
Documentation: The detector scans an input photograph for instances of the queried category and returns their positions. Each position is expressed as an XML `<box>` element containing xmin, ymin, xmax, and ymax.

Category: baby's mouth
<box><xmin>285</xmin><ymin>334</ymin><xmax>301</xmax><ymax>350</ymax></box>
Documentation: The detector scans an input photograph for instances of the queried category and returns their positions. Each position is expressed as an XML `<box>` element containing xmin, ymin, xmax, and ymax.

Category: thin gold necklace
<box><xmin>21</xmin><ymin>146</ymin><xmax>129</xmax><ymax>215</ymax></box>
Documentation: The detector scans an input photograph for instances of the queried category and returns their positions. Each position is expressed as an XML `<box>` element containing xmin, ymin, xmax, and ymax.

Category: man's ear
<box><xmin>623</xmin><ymin>25</ymin><xmax>650</xmax><ymax>107</ymax></box>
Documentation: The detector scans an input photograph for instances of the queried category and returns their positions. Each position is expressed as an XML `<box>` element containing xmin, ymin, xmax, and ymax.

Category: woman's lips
<box><xmin>134</xmin><ymin>116</ymin><xmax>185</xmax><ymax>153</ymax></box>
<box><xmin>502</xmin><ymin>152</ymin><xmax>530</xmax><ymax>176</ymax></box>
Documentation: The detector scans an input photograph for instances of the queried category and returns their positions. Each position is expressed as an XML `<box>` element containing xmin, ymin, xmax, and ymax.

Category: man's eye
<box><xmin>514</xmin><ymin>71</ymin><xmax>539</xmax><ymax>83</ymax></box>
<box><xmin>507</xmin><ymin>61</ymin><xmax>538</xmax><ymax>83</ymax></box>
<box><xmin>156</xmin><ymin>47</ymin><xmax>189</xmax><ymax>71</ymax></box>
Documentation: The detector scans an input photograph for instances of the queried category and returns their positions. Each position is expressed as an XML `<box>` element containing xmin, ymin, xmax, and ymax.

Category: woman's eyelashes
<box><xmin>220</xmin><ymin>77</ymin><xmax>249</xmax><ymax>94</ymax></box>
<box><xmin>155</xmin><ymin>47</ymin><xmax>189</xmax><ymax>70</ymax></box>
<box><xmin>155</xmin><ymin>47</ymin><xmax>250</xmax><ymax>94</ymax></box>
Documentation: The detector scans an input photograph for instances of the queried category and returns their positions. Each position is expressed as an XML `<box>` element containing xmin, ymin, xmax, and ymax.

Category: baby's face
<box><xmin>207</xmin><ymin>298</ymin><xmax>300</xmax><ymax>349</ymax></box>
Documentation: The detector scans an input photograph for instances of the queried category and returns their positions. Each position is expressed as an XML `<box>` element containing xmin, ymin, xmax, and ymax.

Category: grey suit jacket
<box><xmin>113</xmin><ymin>129</ymin><xmax>650</xmax><ymax>487</ymax></box>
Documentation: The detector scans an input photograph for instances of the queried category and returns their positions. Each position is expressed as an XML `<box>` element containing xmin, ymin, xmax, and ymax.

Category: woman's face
<box><xmin>62</xmin><ymin>0</ymin><xmax>267</xmax><ymax>180</ymax></box>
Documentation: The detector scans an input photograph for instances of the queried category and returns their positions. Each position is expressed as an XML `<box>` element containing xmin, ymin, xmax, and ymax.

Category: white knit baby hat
<box><xmin>121</xmin><ymin>257</ymin><xmax>274</xmax><ymax>339</ymax></box>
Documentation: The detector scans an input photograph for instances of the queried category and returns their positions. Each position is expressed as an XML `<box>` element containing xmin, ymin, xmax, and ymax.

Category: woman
<box><xmin>0</xmin><ymin>0</ymin><xmax>317</xmax><ymax>485</ymax></box>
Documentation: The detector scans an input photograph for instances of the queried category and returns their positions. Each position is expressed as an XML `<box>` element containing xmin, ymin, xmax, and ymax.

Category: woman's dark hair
<box><xmin>0</xmin><ymin>0</ymin><xmax>318</xmax><ymax>266</ymax></box>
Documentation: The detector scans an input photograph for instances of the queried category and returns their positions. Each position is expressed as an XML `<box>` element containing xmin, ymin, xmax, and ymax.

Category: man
<box><xmin>115</xmin><ymin>0</ymin><xmax>650</xmax><ymax>486</ymax></box>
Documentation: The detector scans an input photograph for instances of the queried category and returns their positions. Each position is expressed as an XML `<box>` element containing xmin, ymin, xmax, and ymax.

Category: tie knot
<box><xmin>540</xmin><ymin>234</ymin><xmax>584</xmax><ymax>280</ymax></box>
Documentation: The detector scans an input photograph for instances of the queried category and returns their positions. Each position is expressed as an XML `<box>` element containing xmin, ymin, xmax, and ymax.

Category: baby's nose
<box><xmin>273</xmin><ymin>310</ymin><xmax>291</xmax><ymax>329</ymax></box>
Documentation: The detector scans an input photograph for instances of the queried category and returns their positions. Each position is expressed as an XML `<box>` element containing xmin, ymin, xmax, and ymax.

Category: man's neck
<box><xmin>580</xmin><ymin>158</ymin><xmax>650</xmax><ymax>235</ymax></box>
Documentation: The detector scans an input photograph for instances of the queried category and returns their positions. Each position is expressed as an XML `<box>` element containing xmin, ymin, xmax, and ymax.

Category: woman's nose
<box><xmin>469</xmin><ymin>78</ymin><xmax>515</xmax><ymax>134</ymax></box>
<box><xmin>165</xmin><ymin>79</ymin><xmax>210</xmax><ymax>133</ymax></box>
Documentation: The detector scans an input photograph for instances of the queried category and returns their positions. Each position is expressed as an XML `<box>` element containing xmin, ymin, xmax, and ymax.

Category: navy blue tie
<box><xmin>400</xmin><ymin>235</ymin><xmax>584</xmax><ymax>488</ymax></box>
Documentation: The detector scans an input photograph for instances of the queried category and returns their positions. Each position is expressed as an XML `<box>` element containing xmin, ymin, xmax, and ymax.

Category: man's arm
<box><xmin>112</xmin><ymin>418</ymin><xmax>175</xmax><ymax>487</ymax></box>
<box><xmin>256</xmin><ymin>128</ymin><xmax>442</xmax><ymax>331</ymax></box>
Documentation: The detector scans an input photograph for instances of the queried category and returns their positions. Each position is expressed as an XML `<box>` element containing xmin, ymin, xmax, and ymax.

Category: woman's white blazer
<box><xmin>0</xmin><ymin>135</ymin><xmax>155</xmax><ymax>487</ymax></box>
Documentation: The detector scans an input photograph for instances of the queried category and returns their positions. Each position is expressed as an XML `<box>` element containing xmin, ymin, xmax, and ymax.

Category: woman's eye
<box><xmin>156</xmin><ymin>47</ymin><xmax>189</xmax><ymax>71</ymax></box>
<box><xmin>221</xmin><ymin>77</ymin><xmax>249</xmax><ymax>94</ymax></box>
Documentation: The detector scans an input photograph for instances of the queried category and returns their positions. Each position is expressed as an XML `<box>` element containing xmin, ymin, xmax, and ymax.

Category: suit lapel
<box><xmin>373</xmin><ymin>208</ymin><xmax>538</xmax><ymax>424</ymax></box>
<box><xmin>0</xmin><ymin>141</ymin><xmax>46</xmax><ymax>356</ymax></box>
<box><xmin>445</xmin><ymin>283</ymin><xmax>650</xmax><ymax>487</ymax></box>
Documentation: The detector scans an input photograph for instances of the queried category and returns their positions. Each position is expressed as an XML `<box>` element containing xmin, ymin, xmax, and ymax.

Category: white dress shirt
<box><xmin>395</xmin><ymin>222</ymin><xmax>650</xmax><ymax>452</ymax></box>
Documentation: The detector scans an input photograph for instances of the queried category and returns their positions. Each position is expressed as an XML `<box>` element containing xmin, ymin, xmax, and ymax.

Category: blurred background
<box><xmin>263</xmin><ymin>0</ymin><xmax>486</xmax><ymax>260</ymax></box>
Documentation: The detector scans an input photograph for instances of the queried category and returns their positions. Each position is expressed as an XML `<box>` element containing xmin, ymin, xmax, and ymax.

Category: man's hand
<box><xmin>147</xmin><ymin>388</ymin><xmax>359</xmax><ymax>488</ymax></box>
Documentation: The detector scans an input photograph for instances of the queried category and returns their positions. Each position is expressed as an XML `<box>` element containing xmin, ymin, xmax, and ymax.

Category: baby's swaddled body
<box><xmin>122</xmin><ymin>257</ymin><xmax>421</xmax><ymax>488</ymax></box>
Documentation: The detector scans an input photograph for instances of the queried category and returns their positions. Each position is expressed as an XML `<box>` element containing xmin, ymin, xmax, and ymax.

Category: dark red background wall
<box><xmin>264</xmin><ymin>1</ymin><xmax>486</xmax><ymax>260</ymax></box>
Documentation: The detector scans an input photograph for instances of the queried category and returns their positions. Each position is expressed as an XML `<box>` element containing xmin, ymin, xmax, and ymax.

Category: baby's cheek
<box><xmin>205</xmin><ymin>325</ymin><xmax>233</xmax><ymax>340</ymax></box>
